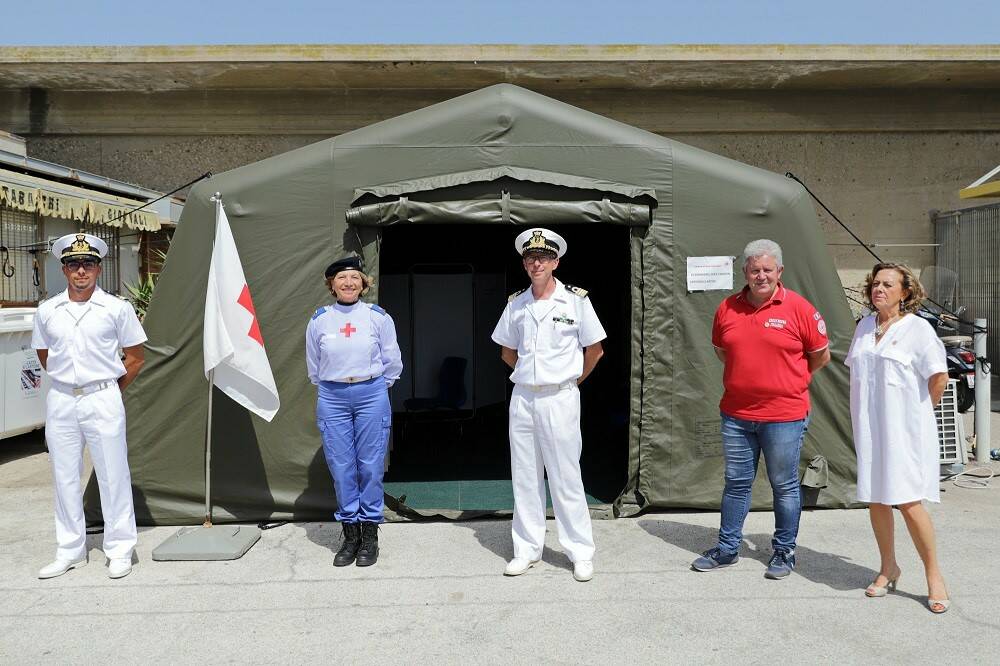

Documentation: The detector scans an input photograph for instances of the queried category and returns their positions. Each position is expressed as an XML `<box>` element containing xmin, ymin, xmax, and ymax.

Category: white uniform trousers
<box><xmin>509</xmin><ymin>382</ymin><xmax>595</xmax><ymax>563</ymax></box>
<box><xmin>45</xmin><ymin>383</ymin><xmax>137</xmax><ymax>561</ymax></box>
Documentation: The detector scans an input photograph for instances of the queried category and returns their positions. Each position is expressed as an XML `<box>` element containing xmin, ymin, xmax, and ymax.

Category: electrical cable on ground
<box><xmin>943</xmin><ymin>466</ymin><xmax>995</xmax><ymax>489</ymax></box>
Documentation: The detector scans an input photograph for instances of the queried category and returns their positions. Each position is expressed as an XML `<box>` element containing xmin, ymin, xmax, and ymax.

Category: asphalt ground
<box><xmin>2</xmin><ymin>419</ymin><xmax>999</xmax><ymax>664</ymax></box>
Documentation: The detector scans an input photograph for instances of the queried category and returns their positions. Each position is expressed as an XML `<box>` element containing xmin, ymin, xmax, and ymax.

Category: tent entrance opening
<box><xmin>378</xmin><ymin>223</ymin><xmax>629</xmax><ymax>512</ymax></box>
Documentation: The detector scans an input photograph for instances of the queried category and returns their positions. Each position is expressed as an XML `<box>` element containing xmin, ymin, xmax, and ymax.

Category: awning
<box><xmin>960</xmin><ymin>164</ymin><xmax>1000</xmax><ymax>199</ymax></box>
<box><xmin>0</xmin><ymin>168</ymin><xmax>163</xmax><ymax>231</ymax></box>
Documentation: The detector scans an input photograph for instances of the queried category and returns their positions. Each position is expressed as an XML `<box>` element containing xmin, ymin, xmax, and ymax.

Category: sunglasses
<box><xmin>523</xmin><ymin>253</ymin><xmax>557</xmax><ymax>264</ymax></box>
<box><xmin>65</xmin><ymin>259</ymin><xmax>99</xmax><ymax>271</ymax></box>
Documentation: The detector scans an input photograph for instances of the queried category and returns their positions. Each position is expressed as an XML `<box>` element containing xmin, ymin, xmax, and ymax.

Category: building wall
<box><xmin>17</xmin><ymin>88</ymin><xmax>1000</xmax><ymax>294</ymax></box>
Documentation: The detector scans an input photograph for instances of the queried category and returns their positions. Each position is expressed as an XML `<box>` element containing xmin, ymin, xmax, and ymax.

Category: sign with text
<box><xmin>686</xmin><ymin>256</ymin><xmax>734</xmax><ymax>292</ymax></box>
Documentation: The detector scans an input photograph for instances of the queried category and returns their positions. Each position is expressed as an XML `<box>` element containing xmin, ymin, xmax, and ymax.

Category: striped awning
<box><xmin>0</xmin><ymin>168</ymin><xmax>162</xmax><ymax>230</ymax></box>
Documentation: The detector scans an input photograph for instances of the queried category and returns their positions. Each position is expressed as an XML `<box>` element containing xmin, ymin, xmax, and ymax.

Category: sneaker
<box><xmin>108</xmin><ymin>557</ymin><xmax>133</xmax><ymax>579</ymax></box>
<box><xmin>38</xmin><ymin>556</ymin><xmax>87</xmax><ymax>579</ymax></box>
<box><xmin>691</xmin><ymin>547</ymin><xmax>740</xmax><ymax>572</ymax></box>
<box><xmin>504</xmin><ymin>557</ymin><xmax>540</xmax><ymax>576</ymax></box>
<box><xmin>573</xmin><ymin>560</ymin><xmax>594</xmax><ymax>582</ymax></box>
<box><xmin>765</xmin><ymin>551</ymin><xmax>796</xmax><ymax>579</ymax></box>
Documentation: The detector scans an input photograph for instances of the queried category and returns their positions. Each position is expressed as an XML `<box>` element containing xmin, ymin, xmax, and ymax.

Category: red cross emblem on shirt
<box><xmin>340</xmin><ymin>322</ymin><xmax>357</xmax><ymax>338</ymax></box>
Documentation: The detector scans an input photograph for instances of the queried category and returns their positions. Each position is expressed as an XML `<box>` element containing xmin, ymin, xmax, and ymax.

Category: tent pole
<box><xmin>204</xmin><ymin>368</ymin><xmax>214</xmax><ymax>527</ymax></box>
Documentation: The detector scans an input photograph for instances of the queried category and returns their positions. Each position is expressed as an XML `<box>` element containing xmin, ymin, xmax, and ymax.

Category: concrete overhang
<box><xmin>2</xmin><ymin>44</ymin><xmax>999</xmax><ymax>91</ymax></box>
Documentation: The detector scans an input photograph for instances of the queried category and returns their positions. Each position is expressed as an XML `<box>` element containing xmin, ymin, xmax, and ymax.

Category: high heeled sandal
<box><xmin>865</xmin><ymin>570</ymin><xmax>901</xmax><ymax>597</ymax></box>
<box><xmin>927</xmin><ymin>597</ymin><xmax>951</xmax><ymax>614</ymax></box>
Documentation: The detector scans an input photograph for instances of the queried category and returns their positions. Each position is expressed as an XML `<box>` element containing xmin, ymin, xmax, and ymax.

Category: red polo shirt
<box><xmin>711</xmin><ymin>283</ymin><xmax>828</xmax><ymax>421</ymax></box>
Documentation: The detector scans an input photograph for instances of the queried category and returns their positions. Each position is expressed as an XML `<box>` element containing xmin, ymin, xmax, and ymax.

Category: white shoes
<box><xmin>38</xmin><ymin>556</ymin><xmax>87</xmax><ymax>579</ymax></box>
<box><xmin>504</xmin><ymin>557</ymin><xmax>540</xmax><ymax>576</ymax></box>
<box><xmin>573</xmin><ymin>560</ymin><xmax>594</xmax><ymax>582</ymax></box>
<box><xmin>107</xmin><ymin>557</ymin><xmax>133</xmax><ymax>579</ymax></box>
<box><xmin>505</xmin><ymin>557</ymin><xmax>594</xmax><ymax>581</ymax></box>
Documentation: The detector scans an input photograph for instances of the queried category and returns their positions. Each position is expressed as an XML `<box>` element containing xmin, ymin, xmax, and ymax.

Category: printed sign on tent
<box><xmin>686</xmin><ymin>256</ymin><xmax>734</xmax><ymax>292</ymax></box>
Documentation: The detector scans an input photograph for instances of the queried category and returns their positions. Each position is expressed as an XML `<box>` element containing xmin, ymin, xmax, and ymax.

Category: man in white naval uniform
<box><xmin>32</xmin><ymin>233</ymin><xmax>147</xmax><ymax>579</ymax></box>
<box><xmin>492</xmin><ymin>228</ymin><xmax>606</xmax><ymax>582</ymax></box>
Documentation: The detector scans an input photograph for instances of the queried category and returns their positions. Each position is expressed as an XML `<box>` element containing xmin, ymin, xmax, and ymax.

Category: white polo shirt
<box><xmin>31</xmin><ymin>287</ymin><xmax>147</xmax><ymax>386</ymax></box>
<box><xmin>492</xmin><ymin>278</ymin><xmax>607</xmax><ymax>386</ymax></box>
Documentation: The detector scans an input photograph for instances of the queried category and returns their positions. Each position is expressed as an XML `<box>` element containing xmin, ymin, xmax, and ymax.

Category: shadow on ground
<box><xmin>456</xmin><ymin>519</ymin><xmax>574</xmax><ymax>572</ymax></box>
<box><xmin>0</xmin><ymin>430</ymin><xmax>46</xmax><ymax>465</ymax></box>
<box><xmin>637</xmin><ymin>518</ymin><xmax>897</xmax><ymax>595</ymax></box>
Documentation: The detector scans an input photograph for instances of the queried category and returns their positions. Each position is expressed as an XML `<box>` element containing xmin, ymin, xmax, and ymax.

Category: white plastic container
<box><xmin>0</xmin><ymin>308</ymin><xmax>48</xmax><ymax>439</ymax></box>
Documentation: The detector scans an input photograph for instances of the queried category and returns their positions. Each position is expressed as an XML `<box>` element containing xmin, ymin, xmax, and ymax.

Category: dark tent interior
<box><xmin>377</xmin><ymin>216</ymin><xmax>632</xmax><ymax>511</ymax></box>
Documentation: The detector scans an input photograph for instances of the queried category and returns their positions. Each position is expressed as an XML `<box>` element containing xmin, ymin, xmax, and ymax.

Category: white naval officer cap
<box><xmin>513</xmin><ymin>227</ymin><xmax>567</xmax><ymax>258</ymax></box>
<box><xmin>51</xmin><ymin>233</ymin><xmax>108</xmax><ymax>262</ymax></box>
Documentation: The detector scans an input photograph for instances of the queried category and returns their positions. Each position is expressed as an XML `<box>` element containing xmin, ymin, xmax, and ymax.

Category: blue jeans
<box><xmin>716</xmin><ymin>412</ymin><xmax>809</xmax><ymax>556</ymax></box>
<box><xmin>317</xmin><ymin>377</ymin><xmax>391</xmax><ymax>523</ymax></box>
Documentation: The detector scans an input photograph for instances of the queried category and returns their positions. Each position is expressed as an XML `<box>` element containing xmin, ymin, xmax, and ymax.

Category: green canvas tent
<box><xmin>104</xmin><ymin>83</ymin><xmax>856</xmax><ymax>525</ymax></box>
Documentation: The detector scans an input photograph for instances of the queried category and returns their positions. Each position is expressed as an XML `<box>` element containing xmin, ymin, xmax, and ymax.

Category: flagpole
<box><xmin>151</xmin><ymin>189</ymin><xmax>262</xmax><ymax>561</ymax></box>
<box><xmin>203</xmin><ymin>192</ymin><xmax>222</xmax><ymax>528</ymax></box>
<box><xmin>205</xmin><ymin>367</ymin><xmax>215</xmax><ymax>527</ymax></box>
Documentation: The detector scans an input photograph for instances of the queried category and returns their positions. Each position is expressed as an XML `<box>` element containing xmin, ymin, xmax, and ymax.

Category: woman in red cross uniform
<box><xmin>305</xmin><ymin>256</ymin><xmax>402</xmax><ymax>567</ymax></box>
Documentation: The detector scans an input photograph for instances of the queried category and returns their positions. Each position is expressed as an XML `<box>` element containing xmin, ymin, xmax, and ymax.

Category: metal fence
<box><xmin>0</xmin><ymin>205</ymin><xmax>43</xmax><ymax>304</ymax></box>
<box><xmin>933</xmin><ymin>202</ymin><xmax>1000</xmax><ymax>368</ymax></box>
<box><xmin>82</xmin><ymin>222</ymin><xmax>121</xmax><ymax>296</ymax></box>
<box><xmin>0</xmin><ymin>205</ymin><xmax>121</xmax><ymax>304</ymax></box>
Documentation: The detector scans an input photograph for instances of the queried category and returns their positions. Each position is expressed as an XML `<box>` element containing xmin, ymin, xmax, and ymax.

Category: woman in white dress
<box><xmin>846</xmin><ymin>262</ymin><xmax>951</xmax><ymax>613</ymax></box>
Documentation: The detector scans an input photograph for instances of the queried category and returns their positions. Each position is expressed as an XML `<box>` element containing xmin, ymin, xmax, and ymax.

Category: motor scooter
<box><xmin>916</xmin><ymin>308</ymin><xmax>976</xmax><ymax>413</ymax></box>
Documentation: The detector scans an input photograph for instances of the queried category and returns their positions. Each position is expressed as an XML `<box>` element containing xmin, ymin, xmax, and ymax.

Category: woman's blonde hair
<box><xmin>863</xmin><ymin>262</ymin><xmax>926</xmax><ymax>315</ymax></box>
<box><xmin>326</xmin><ymin>270</ymin><xmax>373</xmax><ymax>298</ymax></box>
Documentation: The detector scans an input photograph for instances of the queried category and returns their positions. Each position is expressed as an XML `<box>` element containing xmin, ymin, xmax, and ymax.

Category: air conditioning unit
<box><xmin>936</xmin><ymin>380</ymin><xmax>968</xmax><ymax>466</ymax></box>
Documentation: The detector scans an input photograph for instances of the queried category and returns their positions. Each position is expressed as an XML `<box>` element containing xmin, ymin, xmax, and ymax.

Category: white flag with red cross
<box><xmin>203</xmin><ymin>200</ymin><xmax>280</xmax><ymax>421</ymax></box>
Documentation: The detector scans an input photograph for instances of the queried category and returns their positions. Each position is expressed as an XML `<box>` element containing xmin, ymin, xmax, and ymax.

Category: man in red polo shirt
<box><xmin>692</xmin><ymin>239</ymin><xmax>831</xmax><ymax>579</ymax></box>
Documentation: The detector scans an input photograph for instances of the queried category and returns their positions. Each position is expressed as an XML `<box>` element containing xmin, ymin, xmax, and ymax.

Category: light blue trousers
<box><xmin>317</xmin><ymin>378</ymin><xmax>391</xmax><ymax>523</ymax></box>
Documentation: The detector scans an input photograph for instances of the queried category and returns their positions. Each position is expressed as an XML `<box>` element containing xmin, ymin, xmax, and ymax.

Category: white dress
<box><xmin>845</xmin><ymin>314</ymin><xmax>948</xmax><ymax>504</ymax></box>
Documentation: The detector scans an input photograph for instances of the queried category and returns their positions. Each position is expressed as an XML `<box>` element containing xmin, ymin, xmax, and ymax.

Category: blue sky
<box><xmin>4</xmin><ymin>0</ymin><xmax>998</xmax><ymax>45</ymax></box>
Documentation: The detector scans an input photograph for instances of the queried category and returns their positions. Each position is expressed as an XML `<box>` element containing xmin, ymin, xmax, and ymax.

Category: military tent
<box><xmin>105</xmin><ymin>83</ymin><xmax>856</xmax><ymax>525</ymax></box>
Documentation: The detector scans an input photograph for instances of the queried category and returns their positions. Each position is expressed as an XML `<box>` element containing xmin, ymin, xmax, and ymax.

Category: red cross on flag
<box><xmin>203</xmin><ymin>199</ymin><xmax>280</xmax><ymax>421</ymax></box>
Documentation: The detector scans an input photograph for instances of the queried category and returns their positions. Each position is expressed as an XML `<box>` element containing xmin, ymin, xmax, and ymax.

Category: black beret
<box><xmin>325</xmin><ymin>255</ymin><xmax>363</xmax><ymax>279</ymax></box>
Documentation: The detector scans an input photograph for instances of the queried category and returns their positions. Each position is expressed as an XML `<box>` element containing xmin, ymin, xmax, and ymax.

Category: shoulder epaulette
<box><xmin>311</xmin><ymin>306</ymin><xmax>327</xmax><ymax>320</ymax></box>
<box><xmin>508</xmin><ymin>287</ymin><xmax>527</xmax><ymax>303</ymax></box>
<box><xmin>369</xmin><ymin>303</ymin><xmax>386</xmax><ymax>316</ymax></box>
<box><xmin>564</xmin><ymin>284</ymin><xmax>589</xmax><ymax>298</ymax></box>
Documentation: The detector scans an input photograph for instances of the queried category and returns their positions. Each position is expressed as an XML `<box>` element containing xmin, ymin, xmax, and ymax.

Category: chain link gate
<box><xmin>933</xmin><ymin>202</ymin><xmax>1000</xmax><ymax>373</ymax></box>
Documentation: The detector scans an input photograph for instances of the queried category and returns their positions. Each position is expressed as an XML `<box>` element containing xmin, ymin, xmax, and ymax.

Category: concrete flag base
<box><xmin>152</xmin><ymin>524</ymin><xmax>261</xmax><ymax>561</ymax></box>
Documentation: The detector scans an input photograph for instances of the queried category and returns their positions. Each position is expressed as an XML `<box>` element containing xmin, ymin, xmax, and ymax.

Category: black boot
<box><xmin>333</xmin><ymin>522</ymin><xmax>362</xmax><ymax>567</ymax></box>
<box><xmin>355</xmin><ymin>522</ymin><xmax>379</xmax><ymax>567</ymax></box>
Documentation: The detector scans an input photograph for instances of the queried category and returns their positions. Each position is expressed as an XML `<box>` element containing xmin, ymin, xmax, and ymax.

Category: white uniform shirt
<box><xmin>492</xmin><ymin>278</ymin><xmax>607</xmax><ymax>386</ymax></box>
<box><xmin>845</xmin><ymin>314</ymin><xmax>947</xmax><ymax>504</ymax></box>
<box><xmin>31</xmin><ymin>287</ymin><xmax>147</xmax><ymax>386</ymax></box>
<box><xmin>305</xmin><ymin>301</ymin><xmax>403</xmax><ymax>386</ymax></box>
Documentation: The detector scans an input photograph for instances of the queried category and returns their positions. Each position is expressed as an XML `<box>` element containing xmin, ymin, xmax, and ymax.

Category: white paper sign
<box><xmin>687</xmin><ymin>256</ymin><xmax>734</xmax><ymax>292</ymax></box>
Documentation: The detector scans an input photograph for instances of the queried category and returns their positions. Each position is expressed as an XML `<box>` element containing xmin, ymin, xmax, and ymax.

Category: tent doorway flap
<box><xmin>345</xmin><ymin>195</ymin><xmax>652</xmax><ymax>227</ymax></box>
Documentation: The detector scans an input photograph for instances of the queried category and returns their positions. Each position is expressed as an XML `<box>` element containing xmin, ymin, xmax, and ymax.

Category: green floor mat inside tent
<box><xmin>382</xmin><ymin>479</ymin><xmax>604</xmax><ymax>511</ymax></box>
